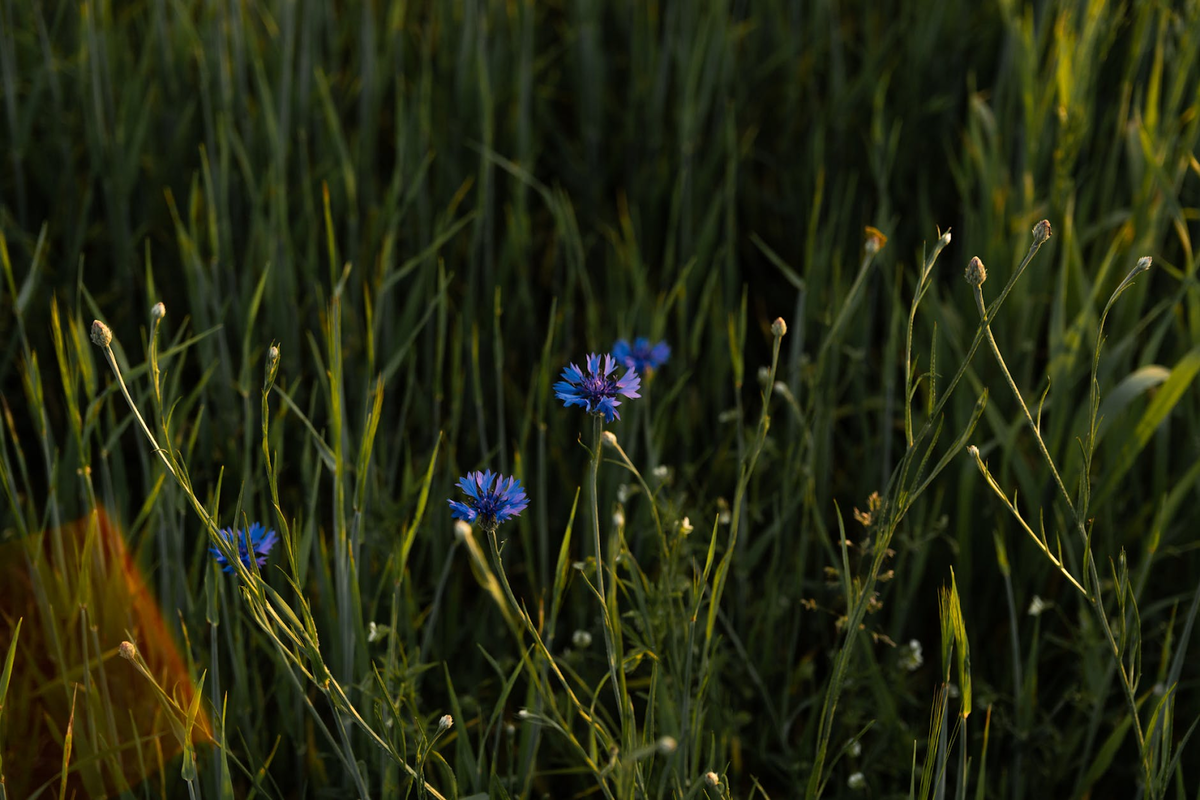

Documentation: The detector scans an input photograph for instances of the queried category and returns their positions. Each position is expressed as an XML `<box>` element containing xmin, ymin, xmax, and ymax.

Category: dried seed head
<box><xmin>91</xmin><ymin>320</ymin><xmax>113</xmax><ymax>348</ymax></box>
<box><xmin>964</xmin><ymin>257</ymin><xmax>987</xmax><ymax>287</ymax></box>
<box><xmin>438</xmin><ymin>714</ymin><xmax>454</xmax><ymax>733</ymax></box>
<box><xmin>771</xmin><ymin>317</ymin><xmax>787</xmax><ymax>338</ymax></box>
<box><xmin>151</xmin><ymin>302</ymin><xmax>166</xmax><ymax>322</ymax></box>
<box><xmin>705</xmin><ymin>772</ymin><xmax>720</xmax><ymax>788</ymax></box>
<box><xmin>119</xmin><ymin>640</ymin><xmax>137</xmax><ymax>661</ymax></box>
<box><xmin>1032</xmin><ymin>219</ymin><xmax>1052</xmax><ymax>245</ymax></box>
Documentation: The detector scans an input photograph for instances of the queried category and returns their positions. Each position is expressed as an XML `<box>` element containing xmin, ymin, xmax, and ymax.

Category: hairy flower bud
<box><xmin>705</xmin><ymin>772</ymin><xmax>720</xmax><ymax>788</ymax></box>
<box><xmin>438</xmin><ymin>714</ymin><xmax>453</xmax><ymax>733</ymax></box>
<box><xmin>151</xmin><ymin>302</ymin><xmax>165</xmax><ymax>322</ymax></box>
<box><xmin>1135</xmin><ymin>256</ymin><xmax>1152</xmax><ymax>273</ymax></box>
<box><xmin>964</xmin><ymin>257</ymin><xmax>987</xmax><ymax>287</ymax></box>
<box><xmin>119</xmin><ymin>640</ymin><xmax>137</xmax><ymax>661</ymax></box>
<box><xmin>91</xmin><ymin>319</ymin><xmax>112</xmax><ymax>347</ymax></box>
<box><xmin>771</xmin><ymin>317</ymin><xmax>787</xmax><ymax>338</ymax></box>
<box><xmin>1032</xmin><ymin>219</ymin><xmax>1052</xmax><ymax>245</ymax></box>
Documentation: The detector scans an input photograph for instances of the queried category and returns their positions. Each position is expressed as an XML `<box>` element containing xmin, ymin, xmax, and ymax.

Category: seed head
<box><xmin>1032</xmin><ymin>219</ymin><xmax>1052</xmax><ymax>245</ymax></box>
<box><xmin>705</xmin><ymin>772</ymin><xmax>720</xmax><ymax>788</ymax></box>
<box><xmin>964</xmin><ymin>257</ymin><xmax>987</xmax><ymax>287</ymax></box>
<box><xmin>91</xmin><ymin>320</ymin><xmax>113</xmax><ymax>348</ymax></box>
<box><xmin>151</xmin><ymin>302</ymin><xmax>166</xmax><ymax>322</ymax></box>
<box><xmin>438</xmin><ymin>714</ymin><xmax>454</xmax><ymax>733</ymax></box>
<box><xmin>118</xmin><ymin>640</ymin><xmax>137</xmax><ymax>661</ymax></box>
<box><xmin>771</xmin><ymin>317</ymin><xmax>787</xmax><ymax>338</ymax></box>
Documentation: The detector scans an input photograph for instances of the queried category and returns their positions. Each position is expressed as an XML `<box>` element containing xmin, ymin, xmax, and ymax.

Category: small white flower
<box><xmin>848</xmin><ymin>772</ymin><xmax>866</xmax><ymax>790</ymax></box>
<box><xmin>847</xmin><ymin>739</ymin><xmax>862</xmax><ymax>758</ymax></box>
<box><xmin>757</xmin><ymin>366</ymin><xmax>772</xmax><ymax>386</ymax></box>
<box><xmin>898</xmin><ymin>639</ymin><xmax>924</xmax><ymax>672</ymax></box>
<box><xmin>657</xmin><ymin>736</ymin><xmax>677</xmax><ymax>754</ymax></box>
<box><xmin>602</xmin><ymin>430</ymin><xmax>618</xmax><ymax>447</ymax></box>
<box><xmin>572</xmin><ymin>629</ymin><xmax>593</xmax><ymax>649</ymax></box>
<box><xmin>947</xmin><ymin>682</ymin><xmax>961</xmax><ymax>699</ymax></box>
<box><xmin>613</xmin><ymin>508</ymin><xmax>625</xmax><ymax>527</ymax></box>
<box><xmin>704</xmin><ymin>771</ymin><xmax>720</xmax><ymax>788</ymax></box>
<box><xmin>368</xmin><ymin>622</ymin><xmax>380</xmax><ymax>643</ymax></box>
<box><xmin>679</xmin><ymin>517</ymin><xmax>694</xmax><ymax>536</ymax></box>
<box><xmin>438</xmin><ymin>714</ymin><xmax>453</xmax><ymax>732</ymax></box>
<box><xmin>617</xmin><ymin>484</ymin><xmax>631</xmax><ymax>503</ymax></box>
<box><xmin>652</xmin><ymin>465</ymin><xmax>670</xmax><ymax>482</ymax></box>
<box><xmin>1027</xmin><ymin>595</ymin><xmax>1051</xmax><ymax>617</ymax></box>
<box><xmin>517</xmin><ymin>708</ymin><xmax>531</xmax><ymax>720</ymax></box>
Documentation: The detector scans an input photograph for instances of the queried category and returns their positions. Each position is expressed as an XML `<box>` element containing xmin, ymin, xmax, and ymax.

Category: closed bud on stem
<box><xmin>939</xmin><ymin>229</ymin><xmax>952</xmax><ymax>247</ymax></box>
<box><xmin>1136</xmin><ymin>256</ymin><xmax>1152</xmax><ymax>273</ymax></box>
<box><xmin>601</xmin><ymin>430</ymin><xmax>618</xmax><ymax>448</ymax></box>
<box><xmin>771</xmin><ymin>317</ymin><xmax>787</xmax><ymax>338</ymax></box>
<box><xmin>1032</xmin><ymin>219</ymin><xmax>1052</xmax><ymax>245</ymax></box>
<box><xmin>705</xmin><ymin>772</ymin><xmax>720</xmax><ymax>788</ymax></box>
<box><xmin>964</xmin><ymin>257</ymin><xmax>987</xmax><ymax>287</ymax></box>
<box><xmin>151</xmin><ymin>302</ymin><xmax>165</xmax><ymax>322</ymax></box>
<box><xmin>438</xmin><ymin>714</ymin><xmax>453</xmax><ymax>733</ymax></box>
<box><xmin>119</xmin><ymin>641</ymin><xmax>137</xmax><ymax>661</ymax></box>
<box><xmin>91</xmin><ymin>319</ymin><xmax>113</xmax><ymax>348</ymax></box>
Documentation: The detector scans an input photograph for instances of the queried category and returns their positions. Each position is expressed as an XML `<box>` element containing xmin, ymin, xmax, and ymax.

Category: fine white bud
<box><xmin>438</xmin><ymin>714</ymin><xmax>454</xmax><ymax>733</ymax></box>
<box><xmin>705</xmin><ymin>772</ymin><xmax>720</xmax><ymax>788</ymax></box>
<box><xmin>848</xmin><ymin>772</ymin><xmax>866</xmax><ymax>790</ymax></box>
<box><xmin>454</xmin><ymin>520</ymin><xmax>472</xmax><ymax>541</ymax></box>
<box><xmin>657</xmin><ymin>736</ymin><xmax>677</xmax><ymax>755</ymax></box>
<box><xmin>119</xmin><ymin>640</ymin><xmax>137</xmax><ymax>661</ymax></box>
<box><xmin>151</xmin><ymin>302</ymin><xmax>166</xmax><ymax>322</ymax></box>
<box><xmin>679</xmin><ymin>517</ymin><xmax>694</xmax><ymax>536</ymax></box>
<box><xmin>572</xmin><ymin>629</ymin><xmax>593</xmax><ymax>649</ymax></box>
<box><xmin>602</xmin><ymin>430</ymin><xmax>618</xmax><ymax>447</ymax></box>
<box><xmin>771</xmin><ymin>317</ymin><xmax>787</xmax><ymax>338</ymax></box>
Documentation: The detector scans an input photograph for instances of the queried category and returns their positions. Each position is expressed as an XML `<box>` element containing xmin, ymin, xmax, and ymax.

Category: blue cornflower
<box><xmin>554</xmin><ymin>353</ymin><xmax>642</xmax><ymax>422</ymax></box>
<box><xmin>612</xmin><ymin>337</ymin><xmax>670</xmax><ymax>375</ymax></box>
<box><xmin>449</xmin><ymin>470</ymin><xmax>529</xmax><ymax>531</ymax></box>
<box><xmin>210</xmin><ymin>522</ymin><xmax>279</xmax><ymax>573</ymax></box>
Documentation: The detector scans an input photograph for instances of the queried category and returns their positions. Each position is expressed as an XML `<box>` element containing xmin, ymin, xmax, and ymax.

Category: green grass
<box><xmin>2</xmin><ymin>0</ymin><xmax>1200</xmax><ymax>797</ymax></box>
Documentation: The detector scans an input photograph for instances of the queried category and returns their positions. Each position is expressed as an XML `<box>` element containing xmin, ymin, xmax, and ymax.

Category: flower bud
<box><xmin>601</xmin><ymin>430</ymin><xmax>618</xmax><ymax>448</ymax></box>
<box><xmin>657</xmin><ymin>736</ymin><xmax>677</xmax><ymax>754</ymax></box>
<box><xmin>705</xmin><ymin>772</ymin><xmax>720</xmax><ymax>788</ymax></box>
<box><xmin>119</xmin><ymin>640</ymin><xmax>137</xmax><ymax>661</ymax></box>
<box><xmin>771</xmin><ymin>317</ymin><xmax>787</xmax><ymax>338</ymax></box>
<box><xmin>939</xmin><ymin>229</ymin><xmax>952</xmax><ymax>247</ymax></box>
<box><xmin>1135</xmin><ymin>256</ymin><xmax>1152</xmax><ymax>273</ymax></box>
<box><xmin>964</xmin><ymin>257</ymin><xmax>987</xmax><ymax>287</ymax></box>
<box><xmin>679</xmin><ymin>517</ymin><xmax>694</xmax><ymax>536</ymax></box>
<box><xmin>848</xmin><ymin>772</ymin><xmax>866</xmax><ymax>790</ymax></box>
<box><xmin>91</xmin><ymin>320</ymin><xmax>113</xmax><ymax>347</ymax></box>
<box><xmin>151</xmin><ymin>302</ymin><xmax>166</xmax><ymax>322</ymax></box>
<box><xmin>572</xmin><ymin>629</ymin><xmax>593</xmax><ymax>648</ymax></box>
<box><xmin>1032</xmin><ymin>219</ymin><xmax>1052</xmax><ymax>245</ymax></box>
<box><xmin>438</xmin><ymin>714</ymin><xmax>453</xmax><ymax>733</ymax></box>
<box><xmin>454</xmin><ymin>520</ymin><xmax>472</xmax><ymax>541</ymax></box>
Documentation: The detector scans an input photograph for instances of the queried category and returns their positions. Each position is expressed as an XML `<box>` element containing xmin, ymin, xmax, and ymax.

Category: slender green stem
<box><xmin>590</xmin><ymin>415</ymin><xmax>606</xmax><ymax>602</ymax></box>
<box><xmin>972</xmin><ymin>283</ymin><xmax>1149</xmax><ymax>779</ymax></box>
